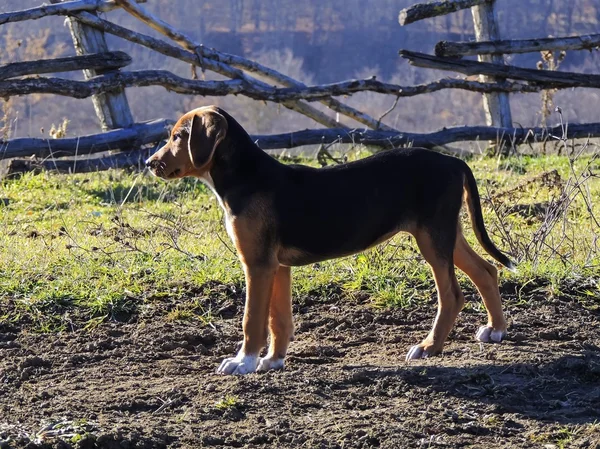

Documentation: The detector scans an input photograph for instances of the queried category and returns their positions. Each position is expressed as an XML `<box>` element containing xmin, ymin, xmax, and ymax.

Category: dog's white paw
<box><xmin>405</xmin><ymin>344</ymin><xmax>430</xmax><ymax>361</ymax></box>
<box><xmin>476</xmin><ymin>326</ymin><xmax>506</xmax><ymax>343</ymax></box>
<box><xmin>217</xmin><ymin>353</ymin><xmax>259</xmax><ymax>375</ymax></box>
<box><xmin>257</xmin><ymin>356</ymin><xmax>285</xmax><ymax>372</ymax></box>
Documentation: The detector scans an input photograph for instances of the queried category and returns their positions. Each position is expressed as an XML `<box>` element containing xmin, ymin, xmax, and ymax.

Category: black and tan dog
<box><xmin>146</xmin><ymin>106</ymin><xmax>515</xmax><ymax>375</ymax></box>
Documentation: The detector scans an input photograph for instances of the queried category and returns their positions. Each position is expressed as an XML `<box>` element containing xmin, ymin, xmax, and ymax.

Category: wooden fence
<box><xmin>1</xmin><ymin>0</ymin><xmax>600</xmax><ymax>177</ymax></box>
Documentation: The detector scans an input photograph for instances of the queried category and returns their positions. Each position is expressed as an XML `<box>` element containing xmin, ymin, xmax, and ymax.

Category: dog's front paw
<box><xmin>405</xmin><ymin>344</ymin><xmax>430</xmax><ymax>361</ymax></box>
<box><xmin>217</xmin><ymin>353</ymin><xmax>259</xmax><ymax>375</ymax></box>
<box><xmin>257</xmin><ymin>356</ymin><xmax>285</xmax><ymax>372</ymax></box>
<box><xmin>476</xmin><ymin>326</ymin><xmax>506</xmax><ymax>343</ymax></box>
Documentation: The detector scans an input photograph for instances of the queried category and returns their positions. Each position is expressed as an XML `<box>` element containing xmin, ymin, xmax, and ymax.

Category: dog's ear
<box><xmin>188</xmin><ymin>110</ymin><xmax>228</xmax><ymax>169</ymax></box>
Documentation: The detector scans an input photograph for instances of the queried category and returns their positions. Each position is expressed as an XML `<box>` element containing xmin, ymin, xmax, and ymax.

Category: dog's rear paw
<box><xmin>257</xmin><ymin>356</ymin><xmax>285</xmax><ymax>372</ymax></box>
<box><xmin>405</xmin><ymin>344</ymin><xmax>430</xmax><ymax>361</ymax></box>
<box><xmin>476</xmin><ymin>326</ymin><xmax>506</xmax><ymax>343</ymax></box>
<box><xmin>217</xmin><ymin>353</ymin><xmax>259</xmax><ymax>375</ymax></box>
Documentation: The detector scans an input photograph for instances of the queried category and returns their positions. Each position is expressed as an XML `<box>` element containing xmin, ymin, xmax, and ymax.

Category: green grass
<box><xmin>1</xmin><ymin>152</ymin><xmax>599</xmax><ymax>331</ymax></box>
<box><xmin>214</xmin><ymin>395</ymin><xmax>240</xmax><ymax>410</ymax></box>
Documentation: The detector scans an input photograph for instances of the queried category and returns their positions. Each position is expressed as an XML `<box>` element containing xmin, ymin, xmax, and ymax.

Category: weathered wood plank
<box><xmin>399</xmin><ymin>50</ymin><xmax>600</xmax><ymax>87</ymax></box>
<box><xmin>0</xmin><ymin>51</ymin><xmax>131</xmax><ymax>80</ymax></box>
<box><xmin>471</xmin><ymin>1</ymin><xmax>512</xmax><ymax>129</ymax></box>
<box><xmin>0</xmin><ymin>119</ymin><xmax>171</xmax><ymax>159</ymax></box>
<box><xmin>0</xmin><ymin>0</ymin><xmax>146</xmax><ymax>26</ymax></box>
<box><xmin>0</xmin><ymin>71</ymin><xmax>547</xmax><ymax>101</ymax></box>
<box><xmin>436</xmin><ymin>33</ymin><xmax>600</xmax><ymax>57</ymax></box>
<box><xmin>399</xmin><ymin>0</ymin><xmax>487</xmax><ymax>26</ymax></box>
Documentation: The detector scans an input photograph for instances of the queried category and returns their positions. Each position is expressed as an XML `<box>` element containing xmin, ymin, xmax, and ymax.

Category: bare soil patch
<box><xmin>1</xmin><ymin>284</ymin><xmax>600</xmax><ymax>448</ymax></box>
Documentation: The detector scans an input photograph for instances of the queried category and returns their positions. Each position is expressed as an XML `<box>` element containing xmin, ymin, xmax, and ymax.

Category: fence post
<box><xmin>51</xmin><ymin>1</ymin><xmax>134</xmax><ymax>130</ymax></box>
<box><xmin>471</xmin><ymin>1</ymin><xmax>512</xmax><ymax>131</ymax></box>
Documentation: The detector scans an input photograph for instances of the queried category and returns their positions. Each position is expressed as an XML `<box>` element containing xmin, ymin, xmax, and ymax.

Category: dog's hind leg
<box><xmin>258</xmin><ymin>265</ymin><xmax>293</xmax><ymax>372</ymax></box>
<box><xmin>453</xmin><ymin>229</ymin><xmax>507</xmax><ymax>343</ymax></box>
<box><xmin>406</xmin><ymin>228</ymin><xmax>465</xmax><ymax>360</ymax></box>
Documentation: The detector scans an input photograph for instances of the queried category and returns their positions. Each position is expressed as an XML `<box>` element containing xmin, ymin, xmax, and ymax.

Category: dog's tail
<box><xmin>461</xmin><ymin>161</ymin><xmax>517</xmax><ymax>271</ymax></box>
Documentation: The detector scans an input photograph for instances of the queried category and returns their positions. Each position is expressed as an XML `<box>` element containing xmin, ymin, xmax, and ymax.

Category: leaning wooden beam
<box><xmin>5</xmin><ymin>121</ymin><xmax>600</xmax><ymax>161</ymax></box>
<box><xmin>400</xmin><ymin>50</ymin><xmax>600</xmax><ymax>87</ymax></box>
<box><xmin>73</xmin><ymin>12</ymin><xmax>255</xmax><ymax>87</ymax></box>
<box><xmin>0</xmin><ymin>0</ymin><xmax>146</xmax><ymax>25</ymax></box>
<box><xmin>111</xmin><ymin>0</ymin><xmax>337</xmax><ymax>129</ymax></box>
<box><xmin>399</xmin><ymin>0</ymin><xmax>487</xmax><ymax>26</ymax></box>
<box><xmin>0</xmin><ymin>51</ymin><xmax>131</xmax><ymax>80</ymax></box>
<box><xmin>193</xmin><ymin>42</ymin><xmax>391</xmax><ymax>131</ymax></box>
<box><xmin>0</xmin><ymin>71</ymin><xmax>546</xmax><ymax>101</ymax></box>
<box><xmin>113</xmin><ymin>0</ymin><xmax>390</xmax><ymax>131</ymax></box>
<box><xmin>0</xmin><ymin>119</ymin><xmax>171</xmax><ymax>159</ymax></box>
<box><xmin>436</xmin><ymin>33</ymin><xmax>600</xmax><ymax>57</ymax></box>
<box><xmin>72</xmin><ymin>12</ymin><xmax>380</xmax><ymax>130</ymax></box>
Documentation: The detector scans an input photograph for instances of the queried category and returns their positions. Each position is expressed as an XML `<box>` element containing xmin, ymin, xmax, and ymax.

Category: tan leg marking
<box><xmin>453</xmin><ymin>231</ymin><xmax>507</xmax><ymax>342</ymax></box>
<box><xmin>258</xmin><ymin>265</ymin><xmax>293</xmax><ymax>372</ymax></box>
<box><xmin>407</xmin><ymin>231</ymin><xmax>465</xmax><ymax>360</ymax></box>
<box><xmin>242</xmin><ymin>264</ymin><xmax>278</xmax><ymax>354</ymax></box>
<box><xmin>217</xmin><ymin>205</ymin><xmax>279</xmax><ymax>375</ymax></box>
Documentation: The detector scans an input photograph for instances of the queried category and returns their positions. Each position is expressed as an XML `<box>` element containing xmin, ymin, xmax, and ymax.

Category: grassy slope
<box><xmin>1</xmin><ymin>153</ymin><xmax>599</xmax><ymax>331</ymax></box>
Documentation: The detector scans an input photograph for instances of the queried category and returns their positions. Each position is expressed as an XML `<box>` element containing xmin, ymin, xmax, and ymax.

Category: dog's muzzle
<box><xmin>145</xmin><ymin>158</ymin><xmax>165</xmax><ymax>176</ymax></box>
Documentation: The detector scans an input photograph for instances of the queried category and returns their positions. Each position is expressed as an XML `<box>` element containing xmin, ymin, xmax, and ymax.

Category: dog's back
<box><xmin>273</xmin><ymin>149</ymin><xmax>465</xmax><ymax>264</ymax></box>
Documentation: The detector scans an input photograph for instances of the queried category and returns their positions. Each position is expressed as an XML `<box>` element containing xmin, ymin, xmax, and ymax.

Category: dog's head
<box><xmin>145</xmin><ymin>106</ymin><xmax>228</xmax><ymax>180</ymax></box>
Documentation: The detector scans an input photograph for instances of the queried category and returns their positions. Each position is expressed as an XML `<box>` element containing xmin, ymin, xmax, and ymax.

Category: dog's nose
<box><xmin>145</xmin><ymin>158</ymin><xmax>154</xmax><ymax>168</ymax></box>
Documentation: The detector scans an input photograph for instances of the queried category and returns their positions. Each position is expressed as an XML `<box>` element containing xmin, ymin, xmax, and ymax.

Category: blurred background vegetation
<box><xmin>2</xmin><ymin>0</ymin><xmax>600</xmax><ymax>140</ymax></box>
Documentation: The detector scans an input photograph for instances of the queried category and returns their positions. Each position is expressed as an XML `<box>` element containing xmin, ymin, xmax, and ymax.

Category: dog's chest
<box><xmin>201</xmin><ymin>174</ymin><xmax>236</xmax><ymax>242</ymax></box>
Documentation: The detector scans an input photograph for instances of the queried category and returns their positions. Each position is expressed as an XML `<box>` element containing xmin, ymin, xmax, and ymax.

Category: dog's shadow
<box><xmin>341</xmin><ymin>350</ymin><xmax>600</xmax><ymax>425</ymax></box>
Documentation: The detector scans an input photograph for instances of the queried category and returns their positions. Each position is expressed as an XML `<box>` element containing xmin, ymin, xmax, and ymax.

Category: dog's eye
<box><xmin>172</xmin><ymin>133</ymin><xmax>181</xmax><ymax>142</ymax></box>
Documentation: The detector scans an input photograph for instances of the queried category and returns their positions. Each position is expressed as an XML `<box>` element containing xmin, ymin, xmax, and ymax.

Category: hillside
<box><xmin>2</xmin><ymin>0</ymin><xmax>600</xmax><ymax>138</ymax></box>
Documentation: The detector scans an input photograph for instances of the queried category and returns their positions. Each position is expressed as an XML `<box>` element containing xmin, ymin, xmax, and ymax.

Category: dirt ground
<box><xmin>1</xmin><ymin>281</ymin><xmax>600</xmax><ymax>449</ymax></box>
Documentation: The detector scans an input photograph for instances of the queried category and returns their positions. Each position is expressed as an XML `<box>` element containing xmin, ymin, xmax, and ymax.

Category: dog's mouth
<box><xmin>166</xmin><ymin>168</ymin><xmax>181</xmax><ymax>178</ymax></box>
<box><xmin>147</xmin><ymin>162</ymin><xmax>182</xmax><ymax>179</ymax></box>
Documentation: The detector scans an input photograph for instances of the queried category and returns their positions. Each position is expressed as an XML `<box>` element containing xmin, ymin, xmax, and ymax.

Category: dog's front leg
<box><xmin>217</xmin><ymin>263</ymin><xmax>277</xmax><ymax>375</ymax></box>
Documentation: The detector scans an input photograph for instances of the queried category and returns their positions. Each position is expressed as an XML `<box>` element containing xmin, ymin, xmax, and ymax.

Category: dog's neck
<box><xmin>203</xmin><ymin>114</ymin><xmax>281</xmax><ymax>214</ymax></box>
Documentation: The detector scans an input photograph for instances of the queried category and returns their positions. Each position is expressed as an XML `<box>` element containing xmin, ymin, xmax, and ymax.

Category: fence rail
<box><xmin>435</xmin><ymin>33</ymin><xmax>600</xmax><ymax>57</ymax></box>
<box><xmin>7</xmin><ymin>121</ymin><xmax>600</xmax><ymax>162</ymax></box>
<box><xmin>0</xmin><ymin>51</ymin><xmax>131</xmax><ymax>80</ymax></box>
<box><xmin>0</xmin><ymin>72</ymin><xmax>554</xmax><ymax>102</ymax></box>
<box><xmin>400</xmin><ymin>50</ymin><xmax>600</xmax><ymax>88</ymax></box>
<box><xmin>0</xmin><ymin>0</ymin><xmax>146</xmax><ymax>25</ymax></box>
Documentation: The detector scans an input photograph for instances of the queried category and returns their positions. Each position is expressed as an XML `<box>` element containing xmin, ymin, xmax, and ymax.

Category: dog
<box><xmin>146</xmin><ymin>106</ymin><xmax>515</xmax><ymax>375</ymax></box>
